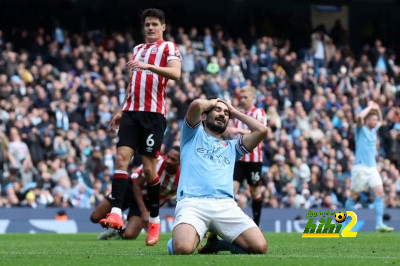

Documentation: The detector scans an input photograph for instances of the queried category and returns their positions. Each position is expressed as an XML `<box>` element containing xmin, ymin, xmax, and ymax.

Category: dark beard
<box><xmin>205</xmin><ymin>120</ymin><xmax>227</xmax><ymax>134</ymax></box>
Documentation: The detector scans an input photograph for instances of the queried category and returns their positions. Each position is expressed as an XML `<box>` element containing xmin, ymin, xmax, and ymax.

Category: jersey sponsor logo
<box><xmin>196</xmin><ymin>147</ymin><xmax>230</xmax><ymax>166</ymax></box>
<box><xmin>131</xmin><ymin>68</ymin><xmax>154</xmax><ymax>74</ymax></box>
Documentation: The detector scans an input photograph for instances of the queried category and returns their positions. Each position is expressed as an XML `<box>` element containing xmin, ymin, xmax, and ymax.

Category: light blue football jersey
<box><xmin>177</xmin><ymin>120</ymin><xmax>248</xmax><ymax>201</ymax></box>
<box><xmin>354</xmin><ymin>125</ymin><xmax>379</xmax><ymax>167</ymax></box>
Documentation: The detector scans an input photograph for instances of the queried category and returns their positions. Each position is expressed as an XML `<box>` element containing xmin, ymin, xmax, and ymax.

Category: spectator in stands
<box><xmin>0</xmin><ymin>16</ymin><xmax>399</xmax><ymax>214</ymax></box>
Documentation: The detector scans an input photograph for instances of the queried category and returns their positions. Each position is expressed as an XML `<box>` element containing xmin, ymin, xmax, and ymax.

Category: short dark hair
<box><xmin>202</xmin><ymin>97</ymin><xmax>231</xmax><ymax>118</ymax></box>
<box><xmin>141</xmin><ymin>8</ymin><xmax>166</xmax><ymax>24</ymax></box>
<box><xmin>170</xmin><ymin>146</ymin><xmax>180</xmax><ymax>153</ymax></box>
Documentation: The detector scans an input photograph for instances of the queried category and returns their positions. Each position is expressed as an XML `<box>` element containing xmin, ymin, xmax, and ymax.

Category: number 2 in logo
<box><xmin>341</xmin><ymin>211</ymin><xmax>357</xmax><ymax>238</ymax></box>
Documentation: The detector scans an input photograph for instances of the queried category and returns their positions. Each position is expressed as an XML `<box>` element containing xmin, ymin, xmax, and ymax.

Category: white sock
<box><xmin>149</xmin><ymin>216</ymin><xmax>160</xmax><ymax>223</ymax></box>
<box><xmin>111</xmin><ymin>207</ymin><xmax>122</xmax><ymax>217</ymax></box>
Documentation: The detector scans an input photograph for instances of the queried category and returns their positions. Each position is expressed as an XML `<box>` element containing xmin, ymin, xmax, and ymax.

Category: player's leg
<box><xmin>99</xmin><ymin>146</ymin><xmax>134</xmax><ymax>229</ymax></box>
<box><xmin>346</xmin><ymin>165</ymin><xmax>366</xmax><ymax>210</ymax></box>
<box><xmin>233</xmin><ymin>227</ymin><xmax>267</xmax><ymax>254</ymax></box>
<box><xmin>141</xmin><ymin>154</ymin><xmax>161</xmax><ymax>245</ymax></box>
<box><xmin>168</xmin><ymin>198</ymin><xmax>209</xmax><ymax>255</ymax></box>
<box><xmin>124</xmin><ymin>189</ymin><xmax>147</xmax><ymax>239</ymax></box>
<box><xmin>138</xmin><ymin>112</ymin><xmax>166</xmax><ymax>246</ymax></box>
<box><xmin>370</xmin><ymin>169</ymin><xmax>393</xmax><ymax>232</ymax></box>
<box><xmin>247</xmin><ymin>162</ymin><xmax>263</xmax><ymax>226</ymax></box>
<box><xmin>98</xmin><ymin>179</ymin><xmax>135</xmax><ymax>239</ymax></box>
<box><xmin>249</xmin><ymin>185</ymin><xmax>263</xmax><ymax>226</ymax></box>
<box><xmin>345</xmin><ymin>191</ymin><xmax>359</xmax><ymax>210</ymax></box>
<box><xmin>100</xmin><ymin>112</ymin><xmax>136</xmax><ymax>229</ymax></box>
<box><xmin>90</xmin><ymin>198</ymin><xmax>112</xmax><ymax>223</ymax></box>
<box><xmin>171</xmin><ymin>224</ymin><xmax>201</xmax><ymax>255</ymax></box>
<box><xmin>233</xmin><ymin>161</ymin><xmax>245</xmax><ymax>205</ymax></box>
<box><xmin>207</xmin><ymin>199</ymin><xmax>267</xmax><ymax>254</ymax></box>
<box><xmin>124</xmin><ymin>216</ymin><xmax>144</xmax><ymax>239</ymax></box>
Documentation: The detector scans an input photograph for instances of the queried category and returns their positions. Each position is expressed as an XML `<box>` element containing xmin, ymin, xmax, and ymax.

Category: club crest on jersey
<box><xmin>220</xmin><ymin>140</ymin><xmax>228</xmax><ymax>147</ymax></box>
<box><xmin>140</xmin><ymin>49</ymin><xmax>148</xmax><ymax>58</ymax></box>
<box><xmin>150</xmin><ymin>47</ymin><xmax>158</xmax><ymax>54</ymax></box>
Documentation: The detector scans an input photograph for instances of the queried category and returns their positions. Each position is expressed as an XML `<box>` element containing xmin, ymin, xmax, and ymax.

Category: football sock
<box><xmin>147</xmin><ymin>177</ymin><xmax>160</xmax><ymax>218</ymax></box>
<box><xmin>167</xmin><ymin>238</ymin><xmax>174</xmax><ymax>255</ymax></box>
<box><xmin>111</xmin><ymin>170</ymin><xmax>129</xmax><ymax>209</ymax></box>
<box><xmin>111</xmin><ymin>207</ymin><xmax>122</xmax><ymax>217</ymax></box>
<box><xmin>214</xmin><ymin>239</ymin><xmax>247</xmax><ymax>254</ymax></box>
<box><xmin>345</xmin><ymin>198</ymin><xmax>355</xmax><ymax>211</ymax></box>
<box><xmin>252</xmin><ymin>194</ymin><xmax>263</xmax><ymax>226</ymax></box>
<box><xmin>149</xmin><ymin>216</ymin><xmax>160</xmax><ymax>223</ymax></box>
<box><xmin>374</xmin><ymin>197</ymin><xmax>384</xmax><ymax>227</ymax></box>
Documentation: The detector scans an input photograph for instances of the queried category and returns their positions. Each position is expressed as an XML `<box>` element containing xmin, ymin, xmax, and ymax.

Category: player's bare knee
<box><xmin>250</xmin><ymin>238</ymin><xmax>267</xmax><ymax>254</ymax></box>
<box><xmin>115</xmin><ymin>154</ymin><xmax>130</xmax><ymax>169</ymax></box>
<box><xmin>123</xmin><ymin>232</ymin><xmax>138</xmax><ymax>240</ymax></box>
<box><xmin>172</xmin><ymin>241</ymin><xmax>195</xmax><ymax>255</ymax></box>
<box><xmin>90</xmin><ymin>213</ymin><xmax>100</xmax><ymax>223</ymax></box>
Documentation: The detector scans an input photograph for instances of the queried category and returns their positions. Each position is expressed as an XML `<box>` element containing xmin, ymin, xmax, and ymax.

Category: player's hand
<box><xmin>204</xmin><ymin>98</ymin><xmax>220</xmax><ymax>113</ymax></box>
<box><xmin>109</xmin><ymin>110</ymin><xmax>122</xmax><ymax>132</ymax></box>
<box><xmin>218</xmin><ymin>99</ymin><xmax>240</xmax><ymax>119</ymax></box>
<box><xmin>126</xmin><ymin>59</ymin><xmax>149</xmax><ymax>71</ymax></box>
<box><xmin>141</xmin><ymin>211</ymin><xmax>149</xmax><ymax>228</ymax></box>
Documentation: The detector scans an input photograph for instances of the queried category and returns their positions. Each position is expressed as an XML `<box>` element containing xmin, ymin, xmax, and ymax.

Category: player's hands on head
<box><xmin>217</xmin><ymin>99</ymin><xmax>240</xmax><ymax>119</ymax></box>
<box><xmin>204</xmin><ymin>98</ymin><xmax>220</xmax><ymax>113</ymax></box>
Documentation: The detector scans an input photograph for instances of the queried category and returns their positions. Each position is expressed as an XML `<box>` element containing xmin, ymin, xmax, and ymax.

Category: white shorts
<box><xmin>351</xmin><ymin>165</ymin><xmax>382</xmax><ymax>192</ymax></box>
<box><xmin>173</xmin><ymin>197</ymin><xmax>257</xmax><ymax>243</ymax></box>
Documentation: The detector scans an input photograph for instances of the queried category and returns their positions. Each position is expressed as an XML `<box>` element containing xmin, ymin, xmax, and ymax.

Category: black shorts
<box><xmin>117</xmin><ymin>111</ymin><xmax>166</xmax><ymax>157</ymax></box>
<box><xmin>106</xmin><ymin>178</ymin><xmax>149</xmax><ymax>218</ymax></box>
<box><xmin>233</xmin><ymin>161</ymin><xmax>263</xmax><ymax>187</ymax></box>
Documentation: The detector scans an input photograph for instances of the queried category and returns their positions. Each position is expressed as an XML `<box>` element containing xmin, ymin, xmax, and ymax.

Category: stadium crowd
<box><xmin>0</xmin><ymin>22</ymin><xmax>399</xmax><ymax>211</ymax></box>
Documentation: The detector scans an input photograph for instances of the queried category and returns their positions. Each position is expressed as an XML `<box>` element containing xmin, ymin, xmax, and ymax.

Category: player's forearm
<box><xmin>235</xmin><ymin>111</ymin><xmax>267</xmax><ymax>134</ymax></box>
<box><xmin>235</xmin><ymin>111</ymin><xmax>268</xmax><ymax>151</ymax></box>
<box><xmin>185</xmin><ymin>99</ymin><xmax>215</xmax><ymax>127</ymax></box>
<box><xmin>225</xmin><ymin>126</ymin><xmax>250</xmax><ymax>135</ymax></box>
<box><xmin>147</xmin><ymin>65</ymin><xmax>181</xmax><ymax>81</ymax></box>
<box><xmin>357</xmin><ymin>105</ymin><xmax>373</xmax><ymax>120</ymax></box>
<box><xmin>133</xmin><ymin>183</ymin><xmax>147</xmax><ymax>213</ymax></box>
<box><xmin>375</xmin><ymin>105</ymin><xmax>383</xmax><ymax>122</ymax></box>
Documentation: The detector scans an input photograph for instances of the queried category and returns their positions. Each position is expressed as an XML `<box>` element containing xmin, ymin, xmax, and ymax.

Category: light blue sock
<box><xmin>374</xmin><ymin>197</ymin><xmax>384</xmax><ymax>227</ymax></box>
<box><xmin>345</xmin><ymin>198</ymin><xmax>355</xmax><ymax>211</ymax></box>
<box><xmin>214</xmin><ymin>239</ymin><xmax>247</xmax><ymax>254</ymax></box>
<box><xmin>167</xmin><ymin>238</ymin><xmax>174</xmax><ymax>255</ymax></box>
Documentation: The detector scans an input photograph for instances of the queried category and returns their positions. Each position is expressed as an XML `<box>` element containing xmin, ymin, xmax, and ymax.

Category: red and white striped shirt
<box><xmin>124</xmin><ymin>40</ymin><xmax>181</xmax><ymax>116</ymax></box>
<box><xmin>234</xmin><ymin>106</ymin><xmax>267</xmax><ymax>163</ymax></box>
<box><xmin>132</xmin><ymin>155</ymin><xmax>180</xmax><ymax>207</ymax></box>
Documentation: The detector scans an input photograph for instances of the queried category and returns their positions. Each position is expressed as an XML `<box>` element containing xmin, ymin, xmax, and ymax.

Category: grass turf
<box><xmin>0</xmin><ymin>232</ymin><xmax>399</xmax><ymax>265</ymax></box>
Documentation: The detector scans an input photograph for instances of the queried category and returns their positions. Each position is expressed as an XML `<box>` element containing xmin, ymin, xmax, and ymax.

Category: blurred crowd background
<box><xmin>0</xmin><ymin>0</ymin><xmax>399</xmax><ymax>210</ymax></box>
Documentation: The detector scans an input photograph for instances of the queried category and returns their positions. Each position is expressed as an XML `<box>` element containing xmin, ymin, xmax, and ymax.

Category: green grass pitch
<box><xmin>0</xmin><ymin>233</ymin><xmax>399</xmax><ymax>265</ymax></box>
